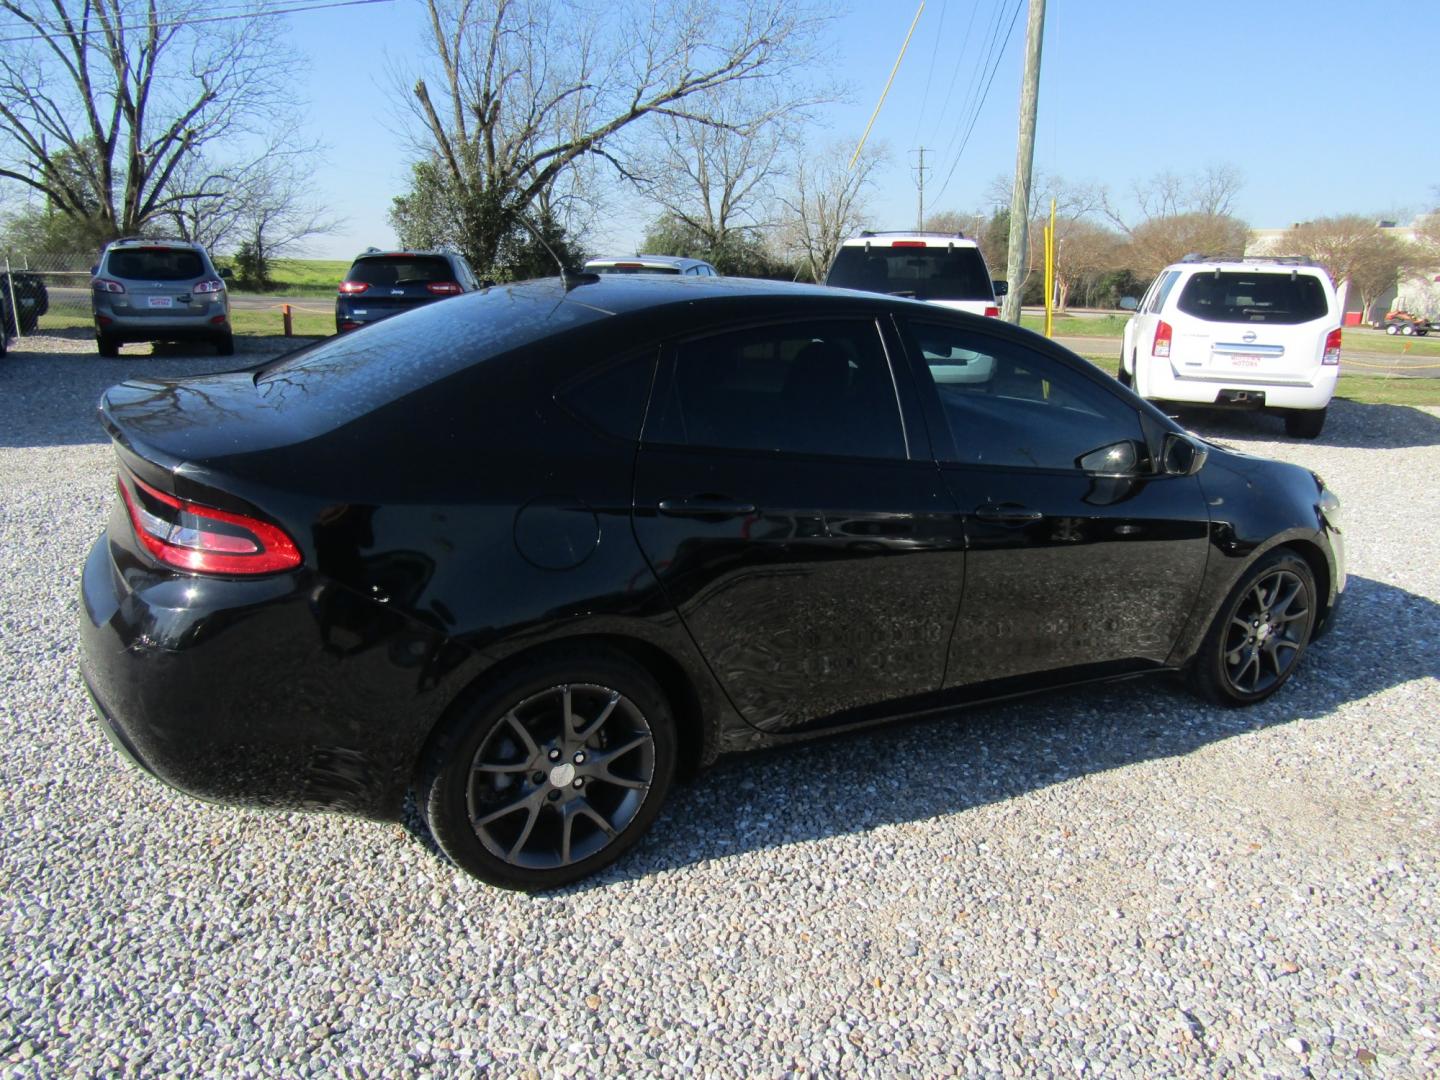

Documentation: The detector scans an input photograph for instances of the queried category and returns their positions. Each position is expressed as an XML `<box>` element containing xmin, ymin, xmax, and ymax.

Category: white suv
<box><xmin>1119</xmin><ymin>256</ymin><xmax>1341</xmax><ymax>438</ymax></box>
<box><xmin>825</xmin><ymin>231</ymin><xmax>1005</xmax><ymax>317</ymax></box>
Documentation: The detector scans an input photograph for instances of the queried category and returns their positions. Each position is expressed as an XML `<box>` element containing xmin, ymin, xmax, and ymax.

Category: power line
<box><xmin>0</xmin><ymin>0</ymin><xmax>395</xmax><ymax>46</ymax></box>
<box><xmin>932</xmin><ymin>0</ymin><xmax>1025</xmax><ymax>205</ymax></box>
<box><xmin>911</xmin><ymin>0</ymin><xmax>946</xmax><ymax>146</ymax></box>
<box><xmin>935</xmin><ymin>0</ymin><xmax>1007</xmax><ymax>179</ymax></box>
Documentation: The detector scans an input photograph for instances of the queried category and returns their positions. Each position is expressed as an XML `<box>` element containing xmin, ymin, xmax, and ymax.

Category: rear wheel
<box><xmin>1117</xmin><ymin>354</ymin><xmax>1133</xmax><ymax>388</ymax></box>
<box><xmin>1284</xmin><ymin>407</ymin><xmax>1326</xmax><ymax>439</ymax></box>
<box><xmin>215</xmin><ymin>331</ymin><xmax>235</xmax><ymax>356</ymax></box>
<box><xmin>96</xmin><ymin>334</ymin><xmax>120</xmax><ymax>358</ymax></box>
<box><xmin>1385</xmin><ymin>323</ymin><xmax>1399</xmax><ymax>335</ymax></box>
<box><xmin>1401</xmin><ymin>324</ymin><xmax>1414</xmax><ymax>336</ymax></box>
<box><xmin>418</xmin><ymin>650</ymin><xmax>677</xmax><ymax>890</ymax></box>
<box><xmin>1188</xmin><ymin>550</ymin><xmax>1316</xmax><ymax>707</ymax></box>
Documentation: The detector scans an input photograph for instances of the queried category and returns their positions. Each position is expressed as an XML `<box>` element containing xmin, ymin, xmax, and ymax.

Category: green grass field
<box><xmin>1020</xmin><ymin>313</ymin><xmax>1131</xmax><ymax>337</ymax></box>
<box><xmin>211</xmin><ymin>257</ymin><xmax>350</xmax><ymax>297</ymax></box>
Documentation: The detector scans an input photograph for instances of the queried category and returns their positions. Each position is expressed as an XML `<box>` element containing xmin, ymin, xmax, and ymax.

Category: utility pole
<box><xmin>911</xmin><ymin>146</ymin><xmax>929</xmax><ymax>231</ymax></box>
<box><xmin>1001</xmin><ymin>0</ymin><xmax>1045</xmax><ymax>323</ymax></box>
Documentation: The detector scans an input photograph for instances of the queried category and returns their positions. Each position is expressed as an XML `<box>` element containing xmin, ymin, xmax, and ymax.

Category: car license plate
<box><xmin>1227</xmin><ymin>353</ymin><xmax>1262</xmax><ymax>367</ymax></box>
<box><xmin>20</xmin><ymin>298</ymin><xmax>35</xmax><ymax>307</ymax></box>
<box><xmin>147</xmin><ymin>296</ymin><xmax>173</xmax><ymax>308</ymax></box>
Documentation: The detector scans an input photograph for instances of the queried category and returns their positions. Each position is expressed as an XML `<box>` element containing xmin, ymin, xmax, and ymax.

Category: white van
<box><xmin>825</xmin><ymin>231</ymin><xmax>1005</xmax><ymax>317</ymax></box>
<box><xmin>1119</xmin><ymin>256</ymin><xmax>1341</xmax><ymax>438</ymax></box>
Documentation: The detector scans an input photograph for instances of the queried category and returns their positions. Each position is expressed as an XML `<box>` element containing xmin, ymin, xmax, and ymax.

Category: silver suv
<box><xmin>92</xmin><ymin>238</ymin><xmax>233</xmax><ymax>357</ymax></box>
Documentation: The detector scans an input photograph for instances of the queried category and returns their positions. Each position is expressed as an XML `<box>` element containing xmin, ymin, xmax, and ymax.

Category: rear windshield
<box><xmin>346</xmin><ymin>255</ymin><xmax>454</xmax><ymax>286</ymax></box>
<box><xmin>106</xmin><ymin>248</ymin><xmax>205</xmax><ymax>281</ymax></box>
<box><xmin>589</xmin><ymin>264</ymin><xmax>681</xmax><ymax>275</ymax></box>
<box><xmin>826</xmin><ymin>245</ymin><xmax>993</xmax><ymax>302</ymax></box>
<box><xmin>254</xmin><ymin>282</ymin><xmax>607</xmax><ymax>416</ymax></box>
<box><xmin>1175</xmin><ymin>271</ymin><xmax>1329</xmax><ymax>324</ymax></box>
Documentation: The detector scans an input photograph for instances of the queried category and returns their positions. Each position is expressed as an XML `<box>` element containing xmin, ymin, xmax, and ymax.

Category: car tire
<box><xmin>96</xmin><ymin>334</ymin><xmax>120</xmax><ymax>358</ymax></box>
<box><xmin>1385</xmin><ymin>324</ymin><xmax>1398</xmax><ymax>335</ymax></box>
<box><xmin>1284</xmin><ymin>407</ymin><xmax>1326</xmax><ymax>439</ymax></box>
<box><xmin>20</xmin><ymin>313</ymin><xmax>38</xmax><ymax>335</ymax></box>
<box><xmin>215</xmin><ymin>332</ymin><xmax>235</xmax><ymax>357</ymax></box>
<box><xmin>1117</xmin><ymin>357</ymin><xmax>1133</xmax><ymax>388</ymax></box>
<box><xmin>1187</xmin><ymin>549</ymin><xmax>1317</xmax><ymax>708</ymax></box>
<box><xmin>1401</xmin><ymin>324</ymin><xmax>1414</xmax><ymax>336</ymax></box>
<box><xmin>417</xmin><ymin>649</ymin><xmax>677</xmax><ymax>890</ymax></box>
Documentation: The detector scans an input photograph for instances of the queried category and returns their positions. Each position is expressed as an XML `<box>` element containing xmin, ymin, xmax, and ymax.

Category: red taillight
<box><xmin>193</xmin><ymin>278</ymin><xmax>225</xmax><ymax>294</ymax></box>
<box><xmin>426</xmin><ymin>281</ymin><xmax>462</xmax><ymax>295</ymax></box>
<box><xmin>983</xmin><ymin>306</ymin><xmax>999</xmax><ymax>318</ymax></box>
<box><xmin>118</xmin><ymin>472</ymin><xmax>301</xmax><ymax>576</ymax></box>
<box><xmin>891</xmin><ymin>240</ymin><xmax>927</xmax><ymax>248</ymax></box>
<box><xmin>338</xmin><ymin>320</ymin><xmax>361</xmax><ymax>332</ymax></box>
<box><xmin>93</xmin><ymin>278</ymin><xmax>126</xmax><ymax>294</ymax></box>
<box><xmin>1323</xmin><ymin>328</ymin><xmax>1342</xmax><ymax>366</ymax></box>
<box><xmin>1152</xmin><ymin>320</ymin><xmax>1173</xmax><ymax>358</ymax></box>
<box><xmin>338</xmin><ymin>280</ymin><xmax>369</xmax><ymax>295</ymax></box>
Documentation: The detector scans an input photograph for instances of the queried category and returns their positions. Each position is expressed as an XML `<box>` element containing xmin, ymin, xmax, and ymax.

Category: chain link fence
<box><xmin>1</xmin><ymin>252</ymin><xmax>95</xmax><ymax>338</ymax></box>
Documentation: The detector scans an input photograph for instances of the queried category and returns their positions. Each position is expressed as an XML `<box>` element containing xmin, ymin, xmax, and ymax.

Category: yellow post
<box><xmin>1044</xmin><ymin>198</ymin><xmax>1057</xmax><ymax>337</ymax></box>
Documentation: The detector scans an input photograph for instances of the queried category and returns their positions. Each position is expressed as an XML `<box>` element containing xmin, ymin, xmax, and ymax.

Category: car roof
<box><xmin>584</xmin><ymin>254</ymin><xmax>715</xmax><ymax>270</ymax></box>
<box><xmin>839</xmin><ymin>231</ymin><xmax>979</xmax><ymax>248</ymax></box>
<box><xmin>1168</xmin><ymin>255</ymin><xmax>1327</xmax><ymax>273</ymax></box>
<box><xmin>350</xmin><ymin>249</ymin><xmax>459</xmax><ymax>260</ymax></box>
<box><xmin>104</xmin><ymin>237</ymin><xmax>207</xmax><ymax>251</ymax></box>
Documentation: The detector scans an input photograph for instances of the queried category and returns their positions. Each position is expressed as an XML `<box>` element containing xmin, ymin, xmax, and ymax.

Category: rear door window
<box><xmin>1175</xmin><ymin>271</ymin><xmax>1329</xmax><ymax>324</ymax></box>
<box><xmin>827</xmin><ymin>245</ymin><xmax>994</xmax><ymax>302</ymax></box>
<box><xmin>646</xmin><ymin>318</ymin><xmax>908</xmax><ymax>460</ymax></box>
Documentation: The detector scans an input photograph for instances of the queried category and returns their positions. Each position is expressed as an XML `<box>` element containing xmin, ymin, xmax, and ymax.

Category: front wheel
<box><xmin>1385</xmin><ymin>324</ymin><xmax>1399</xmax><ymax>335</ymax></box>
<box><xmin>418</xmin><ymin>651</ymin><xmax>677</xmax><ymax>890</ymax></box>
<box><xmin>1188</xmin><ymin>550</ymin><xmax>1317</xmax><ymax>707</ymax></box>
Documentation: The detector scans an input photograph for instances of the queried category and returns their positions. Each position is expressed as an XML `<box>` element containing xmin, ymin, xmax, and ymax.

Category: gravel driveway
<box><xmin>3</xmin><ymin>335</ymin><xmax>1437</xmax><ymax>1078</ymax></box>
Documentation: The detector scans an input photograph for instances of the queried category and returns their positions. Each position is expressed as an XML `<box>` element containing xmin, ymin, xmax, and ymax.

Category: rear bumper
<box><xmin>1142</xmin><ymin>358</ymin><xmax>1337</xmax><ymax>409</ymax></box>
<box><xmin>78</xmin><ymin>523</ymin><xmax>458</xmax><ymax>821</ymax></box>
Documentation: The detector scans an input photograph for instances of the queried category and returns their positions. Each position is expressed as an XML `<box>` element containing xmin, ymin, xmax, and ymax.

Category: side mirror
<box><xmin>219</xmin><ymin>268</ymin><xmax>234</xmax><ymax>280</ymax></box>
<box><xmin>1077</xmin><ymin>440</ymin><xmax>1140</xmax><ymax>475</ymax></box>
<box><xmin>1162</xmin><ymin>432</ymin><xmax>1208</xmax><ymax>476</ymax></box>
<box><xmin>90</xmin><ymin>265</ymin><xmax>98</xmax><ymax>276</ymax></box>
<box><xmin>992</xmin><ymin>279</ymin><xmax>1009</xmax><ymax>297</ymax></box>
<box><xmin>1118</xmin><ymin>296</ymin><xmax>1139</xmax><ymax>311</ymax></box>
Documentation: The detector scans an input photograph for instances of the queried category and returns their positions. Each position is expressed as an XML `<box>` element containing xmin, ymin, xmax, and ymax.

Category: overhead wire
<box><xmin>926</xmin><ymin>0</ymin><xmax>982</xmax><ymax>144</ymax></box>
<box><xmin>0</xmin><ymin>0</ymin><xmax>395</xmax><ymax>45</ymax></box>
<box><xmin>911</xmin><ymin>0</ymin><xmax>947</xmax><ymax>146</ymax></box>
<box><xmin>932</xmin><ymin>0</ymin><xmax>1025</xmax><ymax>205</ymax></box>
<box><xmin>934</xmin><ymin>0</ymin><xmax>1007</xmax><ymax>180</ymax></box>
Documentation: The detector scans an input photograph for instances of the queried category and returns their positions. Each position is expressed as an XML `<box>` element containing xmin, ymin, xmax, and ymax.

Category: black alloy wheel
<box><xmin>1190</xmin><ymin>551</ymin><xmax>1316</xmax><ymax>706</ymax></box>
<box><xmin>419</xmin><ymin>652</ymin><xmax>676</xmax><ymax>889</ymax></box>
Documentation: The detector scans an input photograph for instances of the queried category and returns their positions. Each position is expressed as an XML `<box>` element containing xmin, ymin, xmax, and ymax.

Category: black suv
<box><xmin>335</xmin><ymin>249</ymin><xmax>479</xmax><ymax>333</ymax></box>
<box><xmin>2</xmin><ymin>270</ymin><xmax>50</xmax><ymax>335</ymax></box>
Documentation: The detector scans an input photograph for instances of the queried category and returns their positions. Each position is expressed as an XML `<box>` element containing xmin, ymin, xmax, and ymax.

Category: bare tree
<box><xmin>985</xmin><ymin>172</ymin><xmax>1105</xmax><ymax>296</ymax></box>
<box><xmin>166</xmin><ymin>148</ymin><xmax>342</xmax><ymax>275</ymax></box>
<box><xmin>636</xmin><ymin>85</ymin><xmax>800</xmax><ymax>268</ymax></box>
<box><xmin>1278</xmin><ymin>215</ymin><xmax>1411</xmax><ymax>321</ymax></box>
<box><xmin>1048</xmin><ymin>218</ymin><xmax>1122</xmax><ymax>311</ymax></box>
<box><xmin>400</xmin><ymin>0</ymin><xmax>833</xmax><ymax>277</ymax></box>
<box><xmin>778</xmin><ymin>140</ymin><xmax>886</xmax><ymax>283</ymax></box>
<box><xmin>1104</xmin><ymin>165</ymin><xmax>1249</xmax><ymax>277</ymax></box>
<box><xmin>0</xmin><ymin>0</ymin><xmax>304</xmax><ymax>240</ymax></box>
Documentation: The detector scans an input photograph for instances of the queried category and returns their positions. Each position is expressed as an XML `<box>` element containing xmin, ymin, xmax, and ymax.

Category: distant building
<box><xmin>1248</xmin><ymin>219</ymin><xmax>1440</xmax><ymax>321</ymax></box>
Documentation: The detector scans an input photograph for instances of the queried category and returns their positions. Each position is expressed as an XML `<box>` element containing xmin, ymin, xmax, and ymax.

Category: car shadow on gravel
<box><xmin>0</xmin><ymin>334</ymin><xmax>313</xmax><ymax>448</ymax></box>
<box><xmin>1169</xmin><ymin>396</ymin><xmax>1440</xmax><ymax>450</ymax></box>
<box><xmin>570</xmin><ymin>573</ymin><xmax>1439</xmax><ymax>890</ymax></box>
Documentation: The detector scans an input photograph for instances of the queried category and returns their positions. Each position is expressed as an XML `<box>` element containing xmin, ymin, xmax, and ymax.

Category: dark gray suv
<box><xmin>335</xmin><ymin>249</ymin><xmax>479</xmax><ymax>333</ymax></box>
<box><xmin>92</xmin><ymin>238</ymin><xmax>233</xmax><ymax>357</ymax></box>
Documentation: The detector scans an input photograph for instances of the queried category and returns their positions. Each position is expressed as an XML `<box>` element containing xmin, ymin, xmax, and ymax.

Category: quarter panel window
<box><xmin>647</xmin><ymin>319</ymin><xmax>907</xmax><ymax>459</ymax></box>
<box><xmin>907</xmin><ymin>322</ymin><xmax>1145</xmax><ymax>471</ymax></box>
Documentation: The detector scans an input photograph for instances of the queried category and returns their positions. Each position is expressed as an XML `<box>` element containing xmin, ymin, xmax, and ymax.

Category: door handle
<box><xmin>657</xmin><ymin>496</ymin><xmax>757</xmax><ymax>517</ymax></box>
<box><xmin>974</xmin><ymin>503</ymin><xmax>1043</xmax><ymax>524</ymax></box>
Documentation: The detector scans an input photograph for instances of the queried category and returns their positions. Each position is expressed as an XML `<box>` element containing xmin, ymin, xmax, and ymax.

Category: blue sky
<box><xmin>288</xmin><ymin>0</ymin><xmax>1438</xmax><ymax>261</ymax></box>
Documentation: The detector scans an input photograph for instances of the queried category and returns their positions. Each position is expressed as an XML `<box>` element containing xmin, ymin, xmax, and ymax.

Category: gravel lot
<box><xmin>3</xmin><ymin>334</ymin><xmax>1437</xmax><ymax>1078</ymax></box>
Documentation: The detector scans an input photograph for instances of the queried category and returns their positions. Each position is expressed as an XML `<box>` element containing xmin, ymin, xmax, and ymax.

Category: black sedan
<box><xmin>79</xmin><ymin>276</ymin><xmax>1345</xmax><ymax>889</ymax></box>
